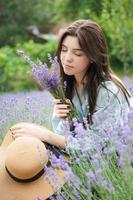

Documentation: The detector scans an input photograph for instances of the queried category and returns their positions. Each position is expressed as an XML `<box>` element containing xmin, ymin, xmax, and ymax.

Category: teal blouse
<box><xmin>52</xmin><ymin>81</ymin><xmax>133</xmax><ymax>151</ymax></box>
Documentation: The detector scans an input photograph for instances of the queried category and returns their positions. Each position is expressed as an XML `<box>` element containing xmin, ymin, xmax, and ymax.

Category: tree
<box><xmin>100</xmin><ymin>0</ymin><xmax>133</xmax><ymax>74</ymax></box>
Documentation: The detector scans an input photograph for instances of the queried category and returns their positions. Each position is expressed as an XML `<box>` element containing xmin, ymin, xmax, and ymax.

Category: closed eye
<box><xmin>74</xmin><ymin>52</ymin><xmax>83</xmax><ymax>56</ymax></box>
<box><xmin>61</xmin><ymin>45</ymin><xmax>84</xmax><ymax>56</ymax></box>
<box><xmin>61</xmin><ymin>46</ymin><xmax>67</xmax><ymax>52</ymax></box>
<box><xmin>61</xmin><ymin>48</ymin><xmax>67</xmax><ymax>52</ymax></box>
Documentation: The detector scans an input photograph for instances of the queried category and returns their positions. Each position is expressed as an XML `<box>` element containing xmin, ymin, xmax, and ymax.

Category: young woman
<box><xmin>11</xmin><ymin>19</ymin><xmax>132</xmax><ymax>152</ymax></box>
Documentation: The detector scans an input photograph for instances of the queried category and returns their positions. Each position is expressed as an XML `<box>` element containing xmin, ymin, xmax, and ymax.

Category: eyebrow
<box><xmin>62</xmin><ymin>44</ymin><xmax>82</xmax><ymax>51</ymax></box>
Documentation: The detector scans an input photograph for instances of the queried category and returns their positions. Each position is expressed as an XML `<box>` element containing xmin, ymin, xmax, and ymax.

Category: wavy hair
<box><xmin>56</xmin><ymin>19</ymin><xmax>130</xmax><ymax>124</ymax></box>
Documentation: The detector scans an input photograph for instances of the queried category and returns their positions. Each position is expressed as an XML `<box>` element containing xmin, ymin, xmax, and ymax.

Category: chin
<box><xmin>64</xmin><ymin>70</ymin><xmax>74</xmax><ymax>76</ymax></box>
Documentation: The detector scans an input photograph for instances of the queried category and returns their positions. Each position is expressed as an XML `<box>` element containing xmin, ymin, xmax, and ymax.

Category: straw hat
<box><xmin>0</xmin><ymin>131</ymin><xmax>67</xmax><ymax>200</ymax></box>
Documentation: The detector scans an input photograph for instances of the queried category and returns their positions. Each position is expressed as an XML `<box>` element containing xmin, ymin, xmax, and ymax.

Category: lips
<box><xmin>63</xmin><ymin>64</ymin><xmax>74</xmax><ymax>68</ymax></box>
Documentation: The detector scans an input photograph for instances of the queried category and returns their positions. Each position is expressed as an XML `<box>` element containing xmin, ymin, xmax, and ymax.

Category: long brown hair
<box><xmin>56</xmin><ymin>19</ymin><xmax>131</xmax><ymax>123</ymax></box>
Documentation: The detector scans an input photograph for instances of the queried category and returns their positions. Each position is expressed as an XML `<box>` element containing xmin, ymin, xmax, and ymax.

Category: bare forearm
<box><xmin>41</xmin><ymin>128</ymin><xmax>66</xmax><ymax>149</ymax></box>
<box><xmin>10</xmin><ymin>122</ymin><xmax>66</xmax><ymax>148</ymax></box>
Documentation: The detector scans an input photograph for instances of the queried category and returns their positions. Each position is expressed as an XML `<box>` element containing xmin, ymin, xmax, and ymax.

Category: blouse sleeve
<box><xmin>64</xmin><ymin>81</ymin><xmax>131</xmax><ymax>152</ymax></box>
<box><xmin>51</xmin><ymin>111</ymin><xmax>68</xmax><ymax>135</ymax></box>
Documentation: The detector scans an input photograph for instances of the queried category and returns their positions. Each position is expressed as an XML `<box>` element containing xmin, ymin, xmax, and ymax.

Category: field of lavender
<box><xmin>0</xmin><ymin>77</ymin><xmax>133</xmax><ymax>200</ymax></box>
<box><xmin>0</xmin><ymin>77</ymin><xmax>132</xmax><ymax>143</ymax></box>
<box><xmin>0</xmin><ymin>90</ymin><xmax>54</xmax><ymax>144</ymax></box>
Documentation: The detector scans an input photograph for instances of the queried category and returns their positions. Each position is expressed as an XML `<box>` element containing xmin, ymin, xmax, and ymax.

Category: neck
<box><xmin>75</xmin><ymin>74</ymin><xmax>86</xmax><ymax>88</ymax></box>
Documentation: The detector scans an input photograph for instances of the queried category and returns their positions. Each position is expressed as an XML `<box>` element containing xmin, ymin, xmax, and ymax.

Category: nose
<box><xmin>64</xmin><ymin>51</ymin><xmax>73</xmax><ymax>63</ymax></box>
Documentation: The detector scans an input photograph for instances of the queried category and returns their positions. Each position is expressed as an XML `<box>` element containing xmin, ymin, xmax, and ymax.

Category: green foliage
<box><xmin>0</xmin><ymin>0</ymin><xmax>55</xmax><ymax>47</ymax></box>
<box><xmin>99</xmin><ymin>0</ymin><xmax>133</xmax><ymax>74</ymax></box>
<box><xmin>52</xmin><ymin>0</ymin><xmax>102</xmax><ymax>21</ymax></box>
<box><xmin>0</xmin><ymin>40</ymin><xmax>57</xmax><ymax>92</ymax></box>
<box><xmin>0</xmin><ymin>0</ymin><xmax>133</xmax><ymax>92</ymax></box>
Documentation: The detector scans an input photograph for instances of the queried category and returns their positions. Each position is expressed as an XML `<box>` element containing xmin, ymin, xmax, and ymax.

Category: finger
<box><xmin>57</xmin><ymin>110</ymin><xmax>70</xmax><ymax>117</ymax></box>
<box><xmin>57</xmin><ymin>109</ymin><xmax>70</xmax><ymax>114</ymax></box>
<box><xmin>57</xmin><ymin>113</ymin><xmax>69</xmax><ymax>118</ymax></box>
<box><xmin>10</xmin><ymin>127</ymin><xmax>22</xmax><ymax>131</ymax></box>
<box><xmin>11</xmin><ymin>122</ymin><xmax>29</xmax><ymax>130</ymax></box>
<box><xmin>13</xmin><ymin>134</ymin><xmax>23</xmax><ymax>139</ymax></box>
<box><xmin>11</xmin><ymin>122</ymin><xmax>28</xmax><ymax>129</ymax></box>
<box><xmin>11</xmin><ymin>123</ymin><xmax>23</xmax><ymax>130</ymax></box>
<box><xmin>53</xmin><ymin>99</ymin><xmax>61</xmax><ymax>104</ymax></box>
<box><xmin>66</xmin><ymin>99</ymin><xmax>71</xmax><ymax>104</ymax></box>
<box><xmin>55</xmin><ymin>104</ymin><xmax>70</xmax><ymax>109</ymax></box>
<box><xmin>12</xmin><ymin>130</ymin><xmax>24</xmax><ymax>135</ymax></box>
<box><xmin>14</xmin><ymin>134</ymin><xmax>30</xmax><ymax>139</ymax></box>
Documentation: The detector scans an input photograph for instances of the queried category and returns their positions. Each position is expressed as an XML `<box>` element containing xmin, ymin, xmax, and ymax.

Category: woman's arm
<box><xmin>11</xmin><ymin>122</ymin><xmax>66</xmax><ymax>148</ymax></box>
<box><xmin>11</xmin><ymin>98</ymin><xmax>71</xmax><ymax>149</ymax></box>
<box><xmin>40</xmin><ymin>128</ymin><xmax>66</xmax><ymax>148</ymax></box>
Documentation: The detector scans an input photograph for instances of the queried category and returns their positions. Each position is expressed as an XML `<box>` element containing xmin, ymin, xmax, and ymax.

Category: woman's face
<box><xmin>60</xmin><ymin>35</ymin><xmax>90</xmax><ymax>81</ymax></box>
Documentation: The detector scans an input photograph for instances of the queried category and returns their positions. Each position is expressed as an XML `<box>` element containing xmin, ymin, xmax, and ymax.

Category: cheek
<box><xmin>77</xmin><ymin>58</ymin><xmax>90</xmax><ymax>69</ymax></box>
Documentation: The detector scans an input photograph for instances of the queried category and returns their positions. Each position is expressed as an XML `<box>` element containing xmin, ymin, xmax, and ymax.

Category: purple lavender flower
<box><xmin>0</xmin><ymin>90</ymin><xmax>53</xmax><ymax>143</ymax></box>
<box><xmin>17</xmin><ymin>50</ymin><xmax>60</xmax><ymax>92</ymax></box>
<box><xmin>86</xmin><ymin>169</ymin><xmax>96</xmax><ymax>181</ymax></box>
<box><xmin>17</xmin><ymin>50</ymin><xmax>24</xmax><ymax>56</ymax></box>
<box><xmin>123</xmin><ymin>76</ymin><xmax>133</xmax><ymax>93</ymax></box>
<box><xmin>17</xmin><ymin>50</ymin><xmax>78</xmax><ymax>121</ymax></box>
<box><xmin>63</xmin><ymin>81</ymin><xmax>67</xmax><ymax>92</ymax></box>
<box><xmin>49</xmin><ymin>153</ymin><xmax>69</xmax><ymax>170</ymax></box>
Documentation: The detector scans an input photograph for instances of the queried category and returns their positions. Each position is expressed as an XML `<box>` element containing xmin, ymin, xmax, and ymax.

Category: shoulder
<box><xmin>98</xmin><ymin>80</ymin><xmax>119</xmax><ymax>94</ymax></box>
<box><xmin>96</xmin><ymin>80</ymin><xmax>123</xmax><ymax>109</ymax></box>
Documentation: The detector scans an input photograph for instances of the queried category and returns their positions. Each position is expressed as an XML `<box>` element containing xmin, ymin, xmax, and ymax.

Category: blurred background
<box><xmin>0</xmin><ymin>0</ymin><xmax>133</xmax><ymax>93</ymax></box>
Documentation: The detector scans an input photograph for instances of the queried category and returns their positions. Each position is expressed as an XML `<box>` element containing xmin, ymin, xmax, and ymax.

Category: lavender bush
<box><xmin>0</xmin><ymin>79</ymin><xmax>133</xmax><ymax>199</ymax></box>
<box><xmin>0</xmin><ymin>90</ymin><xmax>53</xmax><ymax>144</ymax></box>
<box><xmin>49</xmin><ymin>101</ymin><xmax>133</xmax><ymax>200</ymax></box>
<box><xmin>46</xmin><ymin>78</ymin><xmax>133</xmax><ymax>200</ymax></box>
<box><xmin>70</xmin><ymin>114</ymin><xmax>132</xmax><ymax>199</ymax></box>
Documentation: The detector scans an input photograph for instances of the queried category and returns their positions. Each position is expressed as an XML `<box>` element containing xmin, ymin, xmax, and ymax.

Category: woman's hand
<box><xmin>10</xmin><ymin>122</ymin><xmax>48</xmax><ymax>140</ymax></box>
<box><xmin>53</xmin><ymin>99</ymin><xmax>71</xmax><ymax>119</ymax></box>
<box><xmin>10</xmin><ymin>122</ymin><xmax>66</xmax><ymax>148</ymax></box>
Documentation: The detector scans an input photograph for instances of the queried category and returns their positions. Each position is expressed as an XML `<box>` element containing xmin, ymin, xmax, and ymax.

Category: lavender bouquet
<box><xmin>17</xmin><ymin>50</ymin><xmax>78</xmax><ymax>122</ymax></box>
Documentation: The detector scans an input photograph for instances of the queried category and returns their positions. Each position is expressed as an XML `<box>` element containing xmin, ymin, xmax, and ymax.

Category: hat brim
<box><xmin>0</xmin><ymin>131</ymin><xmax>66</xmax><ymax>200</ymax></box>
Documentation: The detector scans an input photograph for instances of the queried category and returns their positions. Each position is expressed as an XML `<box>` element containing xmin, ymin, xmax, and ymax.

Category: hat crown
<box><xmin>5</xmin><ymin>137</ymin><xmax>48</xmax><ymax>180</ymax></box>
